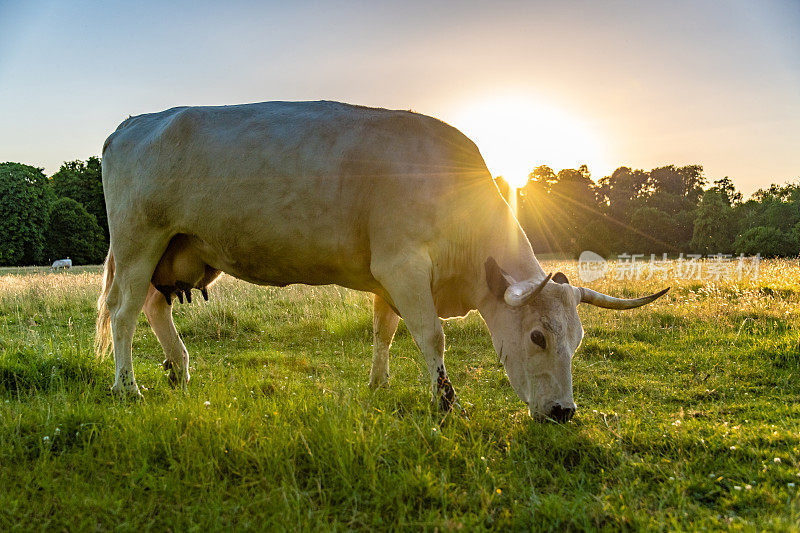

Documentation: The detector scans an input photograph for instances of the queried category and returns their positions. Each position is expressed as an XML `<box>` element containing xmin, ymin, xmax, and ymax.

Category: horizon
<box><xmin>1</xmin><ymin>0</ymin><xmax>798</xmax><ymax>195</ymax></box>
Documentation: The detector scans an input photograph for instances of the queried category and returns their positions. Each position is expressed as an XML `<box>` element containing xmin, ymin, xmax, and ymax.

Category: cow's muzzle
<box><xmin>547</xmin><ymin>404</ymin><xmax>575</xmax><ymax>423</ymax></box>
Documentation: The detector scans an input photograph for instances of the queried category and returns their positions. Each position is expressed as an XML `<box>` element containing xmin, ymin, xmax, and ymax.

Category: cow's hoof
<box><xmin>162</xmin><ymin>360</ymin><xmax>189</xmax><ymax>388</ymax></box>
<box><xmin>110</xmin><ymin>384</ymin><xmax>143</xmax><ymax>400</ymax></box>
<box><xmin>436</xmin><ymin>375</ymin><xmax>457</xmax><ymax>413</ymax></box>
<box><xmin>437</xmin><ymin>400</ymin><xmax>468</xmax><ymax>425</ymax></box>
<box><xmin>438</xmin><ymin>395</ymin><xmax>455</xmax><ymax>413</ymax></box>
<box><xmin>368</xmin><ymin>374</ymin><xmax>390</xmax><ymax>389</ymax></box>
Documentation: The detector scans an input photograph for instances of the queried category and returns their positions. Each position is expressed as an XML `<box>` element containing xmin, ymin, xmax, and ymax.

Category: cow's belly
<box><xmin>181</xmin><ymin>229</ymin><xmax>378</xmax><ymax>293</ymax></box>
<box><xmin>154</xmin><ymin>172</ymin><xmax>380</xmax><ymax>291</ymax></box>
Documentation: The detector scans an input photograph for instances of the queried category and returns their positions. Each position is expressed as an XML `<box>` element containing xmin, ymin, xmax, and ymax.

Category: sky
<box><xmin>0</xmin><ymin>0</ymin><xmax>798</xmax><ymax>195</ymax></box>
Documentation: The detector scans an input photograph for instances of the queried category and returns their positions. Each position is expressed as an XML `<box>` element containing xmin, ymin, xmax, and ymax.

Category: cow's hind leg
<box><xmin>143</xmin><ymin>285</ymin><xmax>190</xmax><ymax>387</ymax></box>
<box><xmin>369</xmin><ymin>294</ymin><xmax>400</xmax><ymax>389</ymax></box>
<box><xmin>106</xmin><ymin>238</ymin><xmax>169</xmax><ymax>397</ymax></box>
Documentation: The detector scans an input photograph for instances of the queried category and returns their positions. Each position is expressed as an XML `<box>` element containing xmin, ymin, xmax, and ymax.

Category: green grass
<box><xmin>1</xmin><ymin>261</ymin><xmax>799</xmax><ymax>530</ymax></box>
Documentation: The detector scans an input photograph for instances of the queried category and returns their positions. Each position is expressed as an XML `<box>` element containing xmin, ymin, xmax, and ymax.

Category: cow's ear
<box><xmin>552</xmin><ymin>272</ymin><xmax>570</xmax><ymax>285</ymax></box>
<box><xmin>485</xmin><ymin>257</ymin><xmax>514</xmax><ymax>299</ymax></box>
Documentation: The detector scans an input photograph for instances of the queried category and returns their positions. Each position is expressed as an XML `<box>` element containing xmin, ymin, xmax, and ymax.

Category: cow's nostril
<box><xmin>548</xmin><ymin>404</ymin><xmax>576</xmax><ymax>423</ymax></box>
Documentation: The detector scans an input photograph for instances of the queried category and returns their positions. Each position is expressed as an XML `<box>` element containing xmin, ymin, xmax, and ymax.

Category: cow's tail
<box><xmin>95</xmin><ymin>249</ymin><xmax>115</xmax><ymax>359</ymax></box>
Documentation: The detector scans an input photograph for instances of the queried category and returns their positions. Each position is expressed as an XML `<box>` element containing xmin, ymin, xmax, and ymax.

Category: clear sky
<box><xmin>1</xmin><ymin>0</ymin><xmax>797</xmax><ymax>194</ymax></box>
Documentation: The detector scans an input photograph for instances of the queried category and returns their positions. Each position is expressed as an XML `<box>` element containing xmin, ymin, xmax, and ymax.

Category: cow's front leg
<box><xmin>369</xmin><ymin>294</ymin><xmax>400</xmax><ymax>389</ymax></box>
<box><xmin>371</xmin><ymin>254</ymin><xmax>458</xmax><ymax>412</ymax></box>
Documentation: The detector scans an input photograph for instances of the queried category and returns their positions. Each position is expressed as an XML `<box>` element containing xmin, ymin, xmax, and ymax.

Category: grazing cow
<box><xmin>51</xmin><ymin>258</ymin><xmax>72</xmax><ymax>271</ymax></box>
<box><xmin>96</xmin><ymin>101</ymin><xmax>667</xmax><ymax>421</ymax></box>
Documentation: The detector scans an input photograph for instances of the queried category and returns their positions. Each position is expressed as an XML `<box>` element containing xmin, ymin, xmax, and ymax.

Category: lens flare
<box><xmin>448</xmin><ymin>93</ymin><xmax>607</xmax><ymax>189</ymax></box>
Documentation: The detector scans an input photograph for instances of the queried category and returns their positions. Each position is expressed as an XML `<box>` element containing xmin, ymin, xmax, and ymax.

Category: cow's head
<box><xmin>483</xmin><ymin>257</ymin><xmax>668</xmax><ymax>422</ymax></box>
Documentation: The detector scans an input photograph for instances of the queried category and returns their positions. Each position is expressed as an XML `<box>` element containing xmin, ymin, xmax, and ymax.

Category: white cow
<box><xmin>96</xmin><ymin>101</ymin><xmax>667</xmax><ymax>421</ymax></box>
<box><xmin>51</xmin><ymin>258</ymin><xmax>72</xmax><ymax>271</ymax></box>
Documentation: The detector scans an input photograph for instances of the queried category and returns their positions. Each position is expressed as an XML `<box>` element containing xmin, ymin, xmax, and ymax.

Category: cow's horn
<box><xmin>579</xmin><ymin>286</ymin><xmax>670</xmax><ymax>309</ymax></box>
<box><xmin>505</xmin><ymin>273</ymin><xmax>553</xmax><ymax>307</ymax></box>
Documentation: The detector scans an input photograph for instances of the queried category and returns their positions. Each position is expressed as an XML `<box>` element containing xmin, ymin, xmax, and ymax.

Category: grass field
<box><xmin>1</xmin><ymin>259</ymin><xmax>799</xmax><ymax>530</ymax></box>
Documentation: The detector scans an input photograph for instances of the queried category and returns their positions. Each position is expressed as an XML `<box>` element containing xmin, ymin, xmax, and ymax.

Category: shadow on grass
<box><xmin>0</xmin><ymin>349</ymin><xmax>103</xmax><ymax>396</ymax></box>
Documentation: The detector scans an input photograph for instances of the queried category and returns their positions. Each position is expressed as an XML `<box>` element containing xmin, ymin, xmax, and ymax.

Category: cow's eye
<box><xmin>530</xmin><ymin>330</ymin><xmax>546</xmax><ymax>349</ymax></box>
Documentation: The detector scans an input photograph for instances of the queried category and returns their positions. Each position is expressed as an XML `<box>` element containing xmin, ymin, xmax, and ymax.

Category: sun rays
<box><xmin>448</xmin><ymin>93</ymin><xmax>607</xmax><ymax>190</ymax></box>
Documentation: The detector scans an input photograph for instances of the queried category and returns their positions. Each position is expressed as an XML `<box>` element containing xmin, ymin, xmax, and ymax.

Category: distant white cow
<box><xmin>51</xmin><ymin>259</ymin><xmax>72</xmax><ymax>271</ymax></box>
<box><xmin>96</xmin><ymin>100</ymin><xmax>668</xmax><ymax>421</ymax></box>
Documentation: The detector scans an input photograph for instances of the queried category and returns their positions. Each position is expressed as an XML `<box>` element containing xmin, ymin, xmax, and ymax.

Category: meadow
<box><xmin>0</xmin><ymin>259</ymin><xmax>799</xmax><ymax>530</ymax></box>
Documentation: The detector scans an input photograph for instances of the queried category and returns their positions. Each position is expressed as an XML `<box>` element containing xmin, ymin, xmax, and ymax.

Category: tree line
<box><xmin>496</xmin><ymin>164</ymin><xmax>799</xmax><ymax>259</ymax></box>
<box><xmin>1</xmin><ymin>159</ymin><xmax>107</xmax><ymax>266</ymax></box>
<box><xmin>0</xmin><ymin>158</ymin><xmax>797</xmax><ymax>267</ymax></box>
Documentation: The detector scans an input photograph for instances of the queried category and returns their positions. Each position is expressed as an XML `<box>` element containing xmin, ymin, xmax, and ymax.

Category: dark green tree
<box><xmin>629</xmin><ymin>206</ymin><xmax>688</xmax><ymax>253</ymax></box>
<box><xmin>0</xmin><ymin>162</ymin><xmax>54</xmax><ymax>266</ymax></box>
<box><xmin>733</xmin><ymin>226</ymin><xmax>797</xmax><ymax>258</ymax></box>
<box><xmin>597</xmin><ymin>167</ymin><xmax>650</xmax><ymax>216</ymax></box>
<box><xmin>739</xmin><ymin>183</ymin><xmax>800</xmax><ymax>234</ymax></box>
<box><xmin>596</xmin><ymin>166</ymin><xmax>651</xmax><ymax>251</ymax></box>
<box><xmin>647</xmin><ymin>165</ymin><xmax>706</xmax><ymax>214</ymax></box>
<box><xmin>51</xmin><ymin>156</ymin><xmax>107</xmax><ymax>239</ymax></box>
<box><xmin>691</xmin><ymin>178</ymin><xmax>740</xmax><ymax>254</ymax></box>
<box><xmin>791</xmin><ymin>221</ymin><xmax>800</xmax><ymax>251</ymax></box>
<box><xmin>548</xmin><ymin>166</ymin><xmax>601</xmax><ymax>255</ymax></box>
<box><xmin>709</xmin><ymin>176</ymin><xmax>742</xmax><ymax>206</ymax></box>
<box><xmin>44</xmin><ymin>197</ymin><xmax>106</xmax><ymax>265</ymax></box>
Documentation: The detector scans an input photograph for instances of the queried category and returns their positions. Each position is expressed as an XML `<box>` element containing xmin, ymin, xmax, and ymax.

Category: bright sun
<box><xmin>448</xmin><ymin>94</ymin><xmax>607</xmax><ymax>189</ymax></box>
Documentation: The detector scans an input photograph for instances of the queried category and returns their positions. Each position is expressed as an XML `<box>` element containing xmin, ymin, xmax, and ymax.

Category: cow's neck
<box><xmin>435</xmin><ymin>184</ymin><xmax>545</xmax><ymax>316</ymax></box>
<box><xmin>468</xmin><ymin>194</ymin><xmax>545</xmax><ymax>329</ymax></box>
<box><xmin>484</xmin><ymin>199</ymin><xmax>542</xmax><ymax>280</ymax></box>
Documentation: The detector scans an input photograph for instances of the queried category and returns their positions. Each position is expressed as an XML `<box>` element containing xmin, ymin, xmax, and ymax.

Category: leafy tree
<box><xmin>548</xmin><ymin>166</ymin><xmax>601</xmax><ymax>254</ymax></box>
<box><xmin>691</xmin><ymin>186</ymin><xmax>737</xmax><ymax>255</ymax></box>
<box><xmin>0</xmin><ymin>162</ymin><xmax>54</xmax><ymax>266</ymax></box>
<box><xmin>591</xmin><ymin>165</ymin><xmax>707</xmax><ymax>253</ymax></box>
<box><xmin>709</xmin><ymin>176</ymin><xmax>742</xmax><ymax>206</ymax></box>
<box><xmin>517</xmin><ymin>167</ymin><xmax>556</xmax><ymax>253</ymax></box>
<box><xmin>791</xmin><ymin>222</ymin><xmax>800</xmax><ymax>251</ymax></box>
<box><xmin>51</xmin><ymin>157</ymin><xmax>107</xmax><ymax>239</ymax></box>
<box><xmin>733</xmin><ymin>226</ymin><xmax>797</xmax><ymax>258</ymax></box>
<box><xmin>647</xmin><ymin>165</ymin><xmax>706</xmax><ymax>213</ymax></box>
<box><xmin>517</xmin><ymin>165</ymin><xmax>603</xmax><ymax>256</ymax></box>
<box><xmin>44</xmin><ymin>197</ymin><xmax>106</xmax><ymax>265</ymax></box>
<box><xmin>629</xmin><ymin>206</ymin><xmax>689</xmax><ymax>253</ymax></box>
<box><xmin>528</xmin><ymin>165</ymin><xmax>558</xmax><ymax>192</ymax></box>
<box><xmin>595</xmin><ymin>166</ymin><xmax>651</xmax><ymax>251</ymax></box>
<box><xmin>597</xmin><ymin>167</ymin><xmax>650</xmax><ymax>215</ymax></box>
